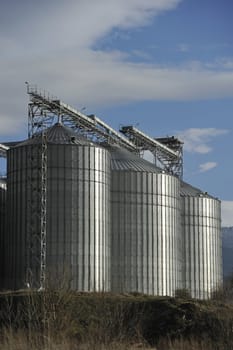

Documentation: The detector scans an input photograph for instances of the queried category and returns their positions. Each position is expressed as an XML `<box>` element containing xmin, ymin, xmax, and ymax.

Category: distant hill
<box><xmin>222</xmin><ymin>227</ymin><xmax>233</xmax><ymax>278</ymax></box>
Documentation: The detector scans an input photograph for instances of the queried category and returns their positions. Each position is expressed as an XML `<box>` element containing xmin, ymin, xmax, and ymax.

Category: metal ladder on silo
<box><xmin>26</xmin><ymin>124</ymin><xmax>47</xmax><ymax>291</ymax></box>
<box><xmin>40</xmin><ymin>130</ymin><xmax>47</xmax><ymax>290</ymax></box>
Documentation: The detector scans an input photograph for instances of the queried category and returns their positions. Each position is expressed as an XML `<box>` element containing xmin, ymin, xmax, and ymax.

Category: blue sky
<box><xmin>0</xmin><ymin>0</ymin><xmax>233</xmax><ymax>225</ymax></box>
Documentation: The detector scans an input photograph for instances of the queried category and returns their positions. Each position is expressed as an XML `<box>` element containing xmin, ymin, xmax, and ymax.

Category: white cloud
<box><xmin>1</xmin><ymin>54</ymin><xmax>233</xmax><ymax>137</ymax></box>
<box><xmin>131</xmin><ymin>50</ymin><xmax>152</xmax><ymax>60</ymax></box>
<box><xmin>221</xmin><ymin>59</ymin><xmax>233</xmax><ymax>70</ymax></box>
<box><xmin>143</xmin><ymin>150</ymin><xmax>154</xmax><ymax>163</ymax></box>
<box><xmin>1</xmin><ymin>0</ymin><xmax>181</xmax><ymax>53</ymax></box>
<box><xmin>199</xmin><ymin>162</ymin><xmax>217</xmax><ymax>173</ymax></box>
<box><xmin>1</xmin><ymin>0</ymin><xmax>233</xmax><ymax>138</ymax></box>
<box><xmin>205</xmin><ymin>58</ymin><xmax>233</xmax><ymax>70</ymax></box>
<box><xmin>221</xmin><ymin>201</ymin><xmax>233</xmax><ymax>227</ymax></box>
<box><xmin>177</xmin><ymin>43</ymin><xmax>190</xmax><ymax>52</ymax></box>
<box><xmin>177</xmin><ymin>128</ymin><xmax>229</xmax><ymax>154</ymax></box>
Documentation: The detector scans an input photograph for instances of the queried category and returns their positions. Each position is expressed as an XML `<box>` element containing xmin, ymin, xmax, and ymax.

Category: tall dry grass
<box><xmin>0</xmin><ymin>331</ymin><xmax>230</xmax><ymax>350</ymax></box>
<box><xmin>1</xmin><ymin>285</ymin><xmax>233</xmax><ymax>350</ymax></box>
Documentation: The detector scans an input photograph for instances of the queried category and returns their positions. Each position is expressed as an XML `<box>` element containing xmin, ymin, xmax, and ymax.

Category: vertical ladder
<box><xmin>40</xmin><ymin>130</ymin><xmax>47</xmax><ymax>290</ymax></box>
<box><xmin>26</xmin><ymin>128</ymin><xmax>47</xmax><ymax>290</ymax></box>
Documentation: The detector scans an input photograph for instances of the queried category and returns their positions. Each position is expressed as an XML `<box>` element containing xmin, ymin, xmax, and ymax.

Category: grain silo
<box><xmin>180</xmin><ymin>181</ymin><xmax>222</xmax><ymax>299</ymax></box>
<box><xmin>6</xmin><ymin>123</ymin><xmax>110</xmax><ymax>291</ymax></box>
<box><xmin>109</xmin><ymin>146</ymin><xmax>181</xmax><ymax>296</ymax></box>
<box><xmin>2</xmin><ymin>85</ymin><xmax>223</xmax><ymax>299</ymax></box>
<box><xmin>0</xmin><ymin>178</ymin><xmax>6</xmax><ymax>288</ymax></box>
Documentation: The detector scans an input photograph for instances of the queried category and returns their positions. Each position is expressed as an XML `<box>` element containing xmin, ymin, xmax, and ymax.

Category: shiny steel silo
<box><xmin>0</xmin><ymin>178</ymin><xmax>6</xmax><ymax>288</ymax></box>
<box><xmin>181</xmin><ymin>181</ymin><xmax>222</xmax><ymax>299</ymax></box>
<box><xmin>110</xmin><ymin>146</ymin><xmax>181</xmax><ymax>296</ymax></box>
<box><xmin>6</xmin><ymin>123</ymin><xmax>110</xmax><ymax>291</ymax></box>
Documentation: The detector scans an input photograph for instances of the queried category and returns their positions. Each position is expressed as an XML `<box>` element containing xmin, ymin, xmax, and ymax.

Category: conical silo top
<box><xmin>108</xmin><ymin>145</ymin><xmax>161</xmax><ymax>173</ymax></box>
<box><xmin>16</xmin><ymin>123</ymin><xmax>93</xmax><ymax>146</ymax></box>
<box><xmin>43</xmin><ymin>123</ymin><xmax>92</xmax><ymax>145</ymax></box>
<box><xmin>181</xmin><ymin>180</ymin><xmax>217</xmax><ymax>199</ymax></box>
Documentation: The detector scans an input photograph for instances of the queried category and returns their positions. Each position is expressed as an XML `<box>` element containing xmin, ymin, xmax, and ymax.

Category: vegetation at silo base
<box><xmin>0</xmin><ymin>282</ymin><xmax>233</xmax><ymax>349</ymax></box>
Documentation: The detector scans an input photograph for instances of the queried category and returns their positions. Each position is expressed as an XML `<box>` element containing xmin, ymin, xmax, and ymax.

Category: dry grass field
<box><xmin>0</xmin><ymin>285</ymin><xmax>233</xmax><ymax>350</ymax></box>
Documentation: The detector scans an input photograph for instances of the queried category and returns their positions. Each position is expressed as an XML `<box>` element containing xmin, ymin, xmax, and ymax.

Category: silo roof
<box><xmin>16</xmin><ymin>123</ymin><xmax>92</xmax><ymax>147</ymax></box>
<box><xmin>181</xmin><ymin>180</ymin><xmax>217</xmax><ymax>199</ymax></box>
<box><xmin>109</xmin><ymin>145</ymin><xmax>161</xmax><ymax>173</ymax></box>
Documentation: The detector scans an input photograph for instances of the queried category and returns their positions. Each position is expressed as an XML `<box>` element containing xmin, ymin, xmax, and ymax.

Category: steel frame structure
<box><xmin>155</xmin><ymin>136</ymin><xmax>183</xmax><ymax>178</ymax></box>
<box><xmin>26</xmin><ymin>84</ymin><xmax>136</xmax><ymax>150</ymax></box>
<box><xmin>26</xmin><ymin>84</ymin><xmax>183</xmax><ymax>176</ymax></box>
<box><xmin>120</xmin><ymin>126</ymin><xmax>183</xmax><ymax>178</ymax></box>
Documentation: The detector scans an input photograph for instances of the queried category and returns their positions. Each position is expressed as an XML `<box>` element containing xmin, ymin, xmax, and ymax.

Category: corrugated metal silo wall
<box><xmin>181</xmin><ymin>196</ymin><xmax>222</xmax><ymax>299</ymax></box>
<box><xmin>111</xmin><ymin>171</ymin><xmax>181</xmax><ymax>296</ymax></box>
<box><xmin>0</xmin><ymin>180</ymin><xmax>6</xmax><ymax>289</ymax></box>
<box><xmin>6</xmin><ymin>144</ymin><xmax>110</xmax><ymax>291</ymax></box>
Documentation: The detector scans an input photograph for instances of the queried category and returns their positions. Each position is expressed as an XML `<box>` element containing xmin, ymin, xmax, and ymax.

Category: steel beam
<box><xmin>120</xmin><ymin>125</ymin><xmax>183</xmax><ymax>178</ymax></box>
